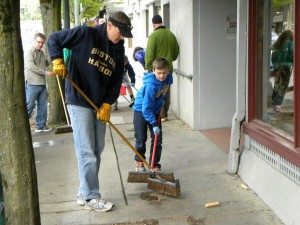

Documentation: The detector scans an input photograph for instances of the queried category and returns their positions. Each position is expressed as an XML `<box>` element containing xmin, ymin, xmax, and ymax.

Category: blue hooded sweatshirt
<box><xmin>132</xmin><ymin>72</ymin><xmax>173</xmax><ymax>126</ymax></box>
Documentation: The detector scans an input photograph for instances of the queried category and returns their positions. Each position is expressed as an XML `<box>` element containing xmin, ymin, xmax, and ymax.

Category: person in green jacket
<box><xmin>271</xmin><ymin>29</ymin><xmax>294</xmax><ymax>112</ymax></box>
<box><xmin>145</xmin><ymin>15</ymin><xmax>179</xmax><ymax>122</ymax></box>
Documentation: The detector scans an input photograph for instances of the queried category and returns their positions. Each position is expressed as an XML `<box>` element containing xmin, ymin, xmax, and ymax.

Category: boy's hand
<box><xmin>153</xmin><ymin>126</ymin><xmax>160</xmax><ymax>135</ymax></box>
<box><xmin>97</xmin><ymin>103</ymin><xmax>112</xmax><ymax>123</ymax></box>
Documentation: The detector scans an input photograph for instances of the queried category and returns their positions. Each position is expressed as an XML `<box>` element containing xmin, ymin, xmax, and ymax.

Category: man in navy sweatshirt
<box><xmin>47</xmin><ymin>11</ymin><xmax>132</xmax><ymax>212</ymax></box>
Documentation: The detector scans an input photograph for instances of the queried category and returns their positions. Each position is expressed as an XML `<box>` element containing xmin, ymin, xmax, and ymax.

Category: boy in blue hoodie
<box><xmin>132</xmin><ymin>58</ymin><xmax>173</xmax><ymax>171</ymax></box>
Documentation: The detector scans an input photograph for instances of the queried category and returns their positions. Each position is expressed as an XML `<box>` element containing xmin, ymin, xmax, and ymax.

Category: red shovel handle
<box><xmin>151</xmin><ymin>114</ymin><xmax>161</xmax><ymax>169</ymax></box>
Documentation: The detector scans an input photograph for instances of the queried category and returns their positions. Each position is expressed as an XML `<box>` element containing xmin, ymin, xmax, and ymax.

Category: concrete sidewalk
<box><xmin>31</xmin><ymin>98</ymin><xmax>283</xmax><ymax>225</ymax></box>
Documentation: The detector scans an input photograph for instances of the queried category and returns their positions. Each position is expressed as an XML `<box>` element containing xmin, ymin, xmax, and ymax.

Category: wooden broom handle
<box><xmin>66</xmin><ymin>76</ymin><xmax>152</xmax><ymax>169</ymax></box>
<box><xmin>56</xmin><ymin>75</ymin><xmax>71</xmax><ymax>126</ymax></box>
<box><xmin>66</xmin><ymin>77</ymin><xmax>99</xmax><ymax>110</ymax></box>
<box><xmin>108</xmin><ymin>121</ymin><xmax>151</xmax><ymax>169</ymax></box>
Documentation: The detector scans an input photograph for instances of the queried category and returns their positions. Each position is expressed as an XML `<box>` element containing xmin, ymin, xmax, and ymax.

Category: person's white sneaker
<box><xmin>35</xmin><ymin>126</ymin><xmax>52</xmax><ymax>132</ymax></box>
<box><xmin>76</xmin><ymin>195</ymin><xmax>85</xmax><ymax>206</ymax></box>
<box><xmin>77</xmin><ymin>195</ymin><xmax>114</xmax><ymax>207</ymax></box>
<box><xmin>84</xmin><ymin>198</ymin><xmax>114</xmax><ymax>212</ymax></box>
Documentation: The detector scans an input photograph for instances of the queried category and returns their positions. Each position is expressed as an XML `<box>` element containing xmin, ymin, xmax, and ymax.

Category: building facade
<box><xmin>123</xmin><ymin>0</ymin><xmax>300</xmax><ymax>224</ymax></box>
<box><xmin>235</xmin><ymin>1</ymin><xmax>300</xmax><ymax>225</ymax></box>
<box><xmin>124</xmin><ymin>0</ymin><xmax>237</xmax><ymax>130</ymax></box>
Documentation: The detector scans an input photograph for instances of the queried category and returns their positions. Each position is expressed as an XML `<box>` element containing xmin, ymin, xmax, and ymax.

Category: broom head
<box><xmin>147</xmin><ymin>178</ymin><xmax>181</xmax><ymax>197</ymax></box>
<box><xmin>54</xmin><ymin>125</ymin><xmax>73</xmax><ymax>134</ymax></box>
<box><xmin>127</xmin><ymin>170</ymin><xmax>175</xmax><ymax>183</ymax></box>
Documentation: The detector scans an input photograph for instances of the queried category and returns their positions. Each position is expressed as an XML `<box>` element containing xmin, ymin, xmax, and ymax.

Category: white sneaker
<box><xmin>77</xmin><ymin>195</ymin><xmax>85</xmax><ymax>206</ymax></box>
<box><xmin>77</xmin><ymin>195</ymin><xmax>114</xmax><ymax>207</ymax></box>
<box><xmin>84</xmin><ymin>198</ymin><xmax>114</xmax><ymax>212</ymax></box>
<box><xmin>35</xmin><ymin>126</ymin><xmax>52</xmax><ymax>132</ymax></box>
<box><xmin>99</xmin><ymin>199</ymin><xmax>114</xmax><ymax>207</ymax></box>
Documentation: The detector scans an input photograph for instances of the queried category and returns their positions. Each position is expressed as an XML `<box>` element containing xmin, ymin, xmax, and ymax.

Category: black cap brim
<box><xmin>108</xmin><ymin>15</ymin><xmax>133</xmax><ymax>38</ymax></box>
<box><xmin>118</xmin><ymin>26</ymin><xmax>133</xmax><ymax>38</ymax></box>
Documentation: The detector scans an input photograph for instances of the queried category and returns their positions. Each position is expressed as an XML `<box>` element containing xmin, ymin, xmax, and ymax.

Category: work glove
<box><xmin>52</xmin><ymin>58</ymin><xmax>68</xmax><ymax>78</ymax></box>
<box><xmin>131</xmin><ymin>83</ymin><xmax>135</xmax><ymax>87</ymax></box>
<box><xmin>153</xmin><ymin>126</ymin><xmax>160</xmax><ymax>135</ymax></box>
<box><xmin>97</xmin><ymin>103</ymin><xmax>112</xmax><ymax>123</ymax></box>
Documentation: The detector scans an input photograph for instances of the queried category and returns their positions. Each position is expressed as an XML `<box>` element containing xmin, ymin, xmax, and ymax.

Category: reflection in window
<box><xmin>257</xmin><ymin>0</ymin><xmax>295</xmax><ymax>137</ymax></box>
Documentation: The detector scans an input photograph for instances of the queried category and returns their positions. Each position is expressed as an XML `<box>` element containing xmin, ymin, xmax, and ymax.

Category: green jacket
<box><xmin>145</xmin><ymin>26</ymin><xmax>179</xmax><ymax>72</ymax></box>
<box><xmin>271</xmin><ymin>39</ymin><xmax>293</xmax><ymax>69</ymax></box>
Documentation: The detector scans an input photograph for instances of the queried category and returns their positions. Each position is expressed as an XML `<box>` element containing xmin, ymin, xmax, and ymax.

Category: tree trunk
<box><xmin>0</xmin><ymin>173</ymin><xmax>5</xmax><ymax>224</ymax></box>
<box><xmin>40</xmin><ymin>0</ymin><xmax>67</xmax><ymax>126</ymax></box>
<box><xmin>0</xmin><ymin>1</ymin><xmax>41</xmax><ymax>224</ymax></box>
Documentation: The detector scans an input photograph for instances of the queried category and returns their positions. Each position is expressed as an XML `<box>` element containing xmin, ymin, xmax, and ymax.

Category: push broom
<box><xmin>147</xmin><ymin>130</ymin><xmax>180</xmax><ymax>197</ymax></box>
<box><xmin>127</xmin><ymin>114</ymin><xmax>174</xmax><ymax>183</ymax></box>
<box><xmin>66</xmin><ymin>77</ymin><xmax>180</xmax><ymax>197</ymax></box>
<box><xmin>66</xmin><ymin>76</ymin><xmax>174</xmax><ymax>182</ymax></box>
<box><xmin>54</xmin><ymin>75</ymin><xmax>73</xmax><ymax>134</ymax></box>
<box><xmin>108</xmin><ymin>121</ymin><xmax>175</xmax><ymax>183</ymax></box>
<box><xmin>111</xmin><ymin>90</ymin><xmax>174</xmax><ymax>183</ymax></box>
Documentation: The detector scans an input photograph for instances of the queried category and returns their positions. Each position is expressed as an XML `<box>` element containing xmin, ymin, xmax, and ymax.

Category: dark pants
<box><xmin>272</xmin><ymin>66</ymin><xmax>292</xmax><ymax>106</ymax></box>
<box><xmin>160</xmin><ymin>89</ymin><xmax>170</xmax><ymax>118</ymax></box>
<box><xmin>133</xmin><ymin>111</ymin><xmax>163</xmax><ymax>169</ymax></box>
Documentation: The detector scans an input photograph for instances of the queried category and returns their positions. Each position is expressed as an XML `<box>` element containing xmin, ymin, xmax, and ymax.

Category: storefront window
<box><xmin>256</xmin><ymin>0</ymin><xmax>295</xmax><ymax>137</ymax></box>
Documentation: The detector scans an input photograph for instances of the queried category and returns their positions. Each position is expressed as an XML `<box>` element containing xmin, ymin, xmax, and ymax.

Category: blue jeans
<box><xmin>26</xmin><ymin>84</ymin><xmax>48</xmax><ymax>128</ymax></box>
<box><xmin>133</xmin><ymin>111</ymin><xmax>163</xmax><ymax>169</ymax></box>
<box><xmin>67</xmin><ymin>104</ymin><xmax>106</xmax><ymax>200</ymax></box>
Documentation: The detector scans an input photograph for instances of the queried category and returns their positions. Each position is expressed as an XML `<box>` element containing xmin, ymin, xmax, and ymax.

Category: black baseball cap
<box><xmin>152</xmin><ymin>15</ymin><xmax>162</xmax><ymax>24</ymax></box>
<box><xmin>108</xmin><ymin>12</ymin><xmax>133</xmax><ymax>38</ymax></box>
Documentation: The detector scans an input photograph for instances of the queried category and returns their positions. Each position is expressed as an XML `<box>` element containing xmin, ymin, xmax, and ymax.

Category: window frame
<box><xmin>244</xmin><ymin>0</ymin><xmax>300</xmax><ymax>167</ymax></box>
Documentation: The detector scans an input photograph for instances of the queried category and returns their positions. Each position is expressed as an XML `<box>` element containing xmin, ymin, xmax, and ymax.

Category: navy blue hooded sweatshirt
<box><xmin>47</xmin><ymin>23</ymin><xmax>124</xmax><ymax>108</ymax></box>
<box><xmin>132</xmin><ymin>72</ymin><xmax>173</xmax><ymax>126</ymax></box>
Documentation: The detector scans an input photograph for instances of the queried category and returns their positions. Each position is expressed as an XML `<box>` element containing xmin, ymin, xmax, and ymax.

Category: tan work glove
<box><xmin>52</xmin><ymin>58</ymin><xmax>68</xmax><ymax>78</ymax></box>
<box><xmin>97</xmin><ymin>103</ymin><xmax>112</xmax><ymax>123</ymax></box>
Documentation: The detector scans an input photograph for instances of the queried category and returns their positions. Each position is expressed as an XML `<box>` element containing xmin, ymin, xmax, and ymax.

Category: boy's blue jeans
<box><xmin>26</xmin><ymin>84</ymin><xmax>48</xmax><ymax>129</ymax></box>
<box><xmin>133</xmin><ymin>110</ymin><xmax>163</xmax><ymax>169</ymax></box>
<box><xmin>67</xmin><ymin>104</ymin><xmax>106</xmax><ymax>200</ymax></box>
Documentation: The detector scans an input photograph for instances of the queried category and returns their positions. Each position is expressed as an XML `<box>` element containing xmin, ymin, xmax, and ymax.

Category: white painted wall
<box><xmin>197</xmin><ymin>0</ymin><xmax>237</xmax><ymax>129</ymax></box>
<box><xmin>169</xmin><ymin>0</ymin><xmax>237</xmax><ymax>130</ymax></box>
<box><xmin>169</xmin><ymin>0</ymin><xmax>194</xmax><ymax>127</ymax></box>
<box><xmin>130</xmin><ymin>9</ymin><xmax>148</xmax><ymax>48</ymax></box>
<box><xmin>239</xmin><ymin>136</ymin><xmax>300</xmax><ymax>225</ymax></box>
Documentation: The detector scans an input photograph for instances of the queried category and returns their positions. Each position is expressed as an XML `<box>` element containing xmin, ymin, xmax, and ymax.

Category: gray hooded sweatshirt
<box><xmin>24</xmin><ymin>46</ymin><xmax>51</xmax><ymax>85</ymax></box>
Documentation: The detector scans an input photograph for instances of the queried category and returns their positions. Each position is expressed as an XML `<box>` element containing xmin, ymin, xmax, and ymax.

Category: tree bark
<box><xmin>40</xmin><ymin>0</ymin><xmax>67</xmax><ymax>126</ymax></box>
<box><xmin>0</xmin><ymin>1</ymin><xmax>41</xmax><ymax>224</ymax></box>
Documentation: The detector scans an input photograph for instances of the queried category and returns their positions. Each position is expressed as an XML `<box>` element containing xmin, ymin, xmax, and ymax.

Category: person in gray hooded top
<box><xmin>24</xmin><ymin>32</ymin><xmax>53</xmax><ymax>132</ymax></box>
